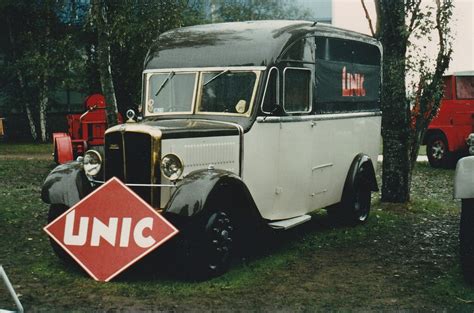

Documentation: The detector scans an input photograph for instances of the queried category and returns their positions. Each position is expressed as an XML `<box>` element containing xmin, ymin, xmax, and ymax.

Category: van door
<box><xmin>273</xmin><ymin>67</ymin><xmax>314</xmax><ymax>219</ymax></box>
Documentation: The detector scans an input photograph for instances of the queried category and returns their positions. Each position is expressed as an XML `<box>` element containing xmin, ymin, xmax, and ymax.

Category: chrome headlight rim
<box><xmin>83</xmin><ymin>149</ymin><xmax>102</xmax><ymax>178</ymax></box>
<box><xmin>160</xmin><ymin>153</ymin><xmax>184</xmax><ymax>181</ymax></box>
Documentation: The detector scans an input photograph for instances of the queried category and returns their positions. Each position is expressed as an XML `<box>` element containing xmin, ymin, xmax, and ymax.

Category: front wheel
<box><xmin>47</xmin><ymin>204</ymin><xmax>76</xmax><ymax>266</ymax></box>
<box><xmin>427</xmin><ymin>134</ymin><xmax>451</xmax><ymax>168</ymax></box>
<box><xmin>460</xmin><ymin>199</ymin><xmax>474</xmax><ymax>284</ymax></box>
<box><xmin>176</xmin><ymin>211</ymin><xmax>235</xmax><ymax>280</ymax></box>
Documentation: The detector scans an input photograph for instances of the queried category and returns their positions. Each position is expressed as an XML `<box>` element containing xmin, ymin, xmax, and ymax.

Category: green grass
<box><xmin>0</xmin><ymin>151</ymin><xmax>472</xmax><ymax>311</ymax></box>
<box><xmin>379</xmin><ymin>142</ymin><xmax>427</xmax><ymax>156</ymax></box>
<box><xmin>0</xmin><ymin>142</ymin><xmax>51</xmax><ymax>155</ymax></box>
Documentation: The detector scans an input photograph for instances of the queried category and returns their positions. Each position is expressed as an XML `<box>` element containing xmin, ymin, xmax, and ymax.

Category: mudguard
<box><xmin>164</xmin><ymin>169</ymin><xmax>261</xmax><ymax>221</ymax></box>
<box><xmin>342</xmin><ymin>154</ymin><xmax>379</xmax><ymax>200</ymax></box>
<box><xmin>454</xmin><ymin>156</ymin><xmax>474</xmax><ymax>199</ymax></box>
<box><xmin>41</xmin><ymin>161</ymin><xmax>93</xmax><ymax>208</ymax></box>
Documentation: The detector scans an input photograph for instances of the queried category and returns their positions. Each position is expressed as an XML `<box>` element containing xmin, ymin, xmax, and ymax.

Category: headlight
<box><xmin>467</xmin><ymin>134</ymin><xmax>474</xmax><ymax>155</ymax></box>
<box><xmin>161</xmin><ymin>154</ymin><xmax>183</xmax><ymax>181</ymax></box>
<box><xmin>83</xmin><ymin>150</ymin><xmax>102</xmax><ymax>177</ymax></box>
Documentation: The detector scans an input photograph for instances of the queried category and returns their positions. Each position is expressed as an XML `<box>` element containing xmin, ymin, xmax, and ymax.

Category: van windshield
<box><xmin>147</xmin><ymin>72</ymin><xmax>197</xmax><ymax>114</ymax></box>
<box><xmin>198</xmin><ymin>71</ymin><xmax>257</xmax><ymax>115</ymax></box>
<box><xmin>145</xmin><ymin>69</ymin><xmax>261</xmax><ymax>117</ymax></box>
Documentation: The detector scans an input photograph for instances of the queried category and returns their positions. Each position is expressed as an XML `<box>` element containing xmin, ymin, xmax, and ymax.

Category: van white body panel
<box><xmin>160</xmin><ymin>136</ymin><xmax>240</xmax><ymax>207</ymax></box>
<box><xmin>243</xmin><ymin>113</ymin><xmax>381</xmax><ymax>220</ymax></box>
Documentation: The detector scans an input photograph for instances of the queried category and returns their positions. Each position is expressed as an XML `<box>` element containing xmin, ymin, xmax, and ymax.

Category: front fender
<box><xmin>164</xmin><ymin>169</ymin><xmax>260</xmax><ymax>220</ymax></box>
<box><xmin>41</xmin><ymin>161</ymin><xmax>93</xmax><ymax>207</ymax></box>
<box><xmin>455</xmin><ymin>156</ymin><xmax>474</xmax><ymax>199</ymax></box>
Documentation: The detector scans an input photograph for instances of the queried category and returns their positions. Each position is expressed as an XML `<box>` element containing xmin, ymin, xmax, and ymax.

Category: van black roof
<box><xmin>144</xmin><ymin>20</ymin><xmax>380</xmax><ymax>70</ymax></box>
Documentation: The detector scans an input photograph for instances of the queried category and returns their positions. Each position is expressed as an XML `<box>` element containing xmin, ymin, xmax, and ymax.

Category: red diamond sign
<box><xmin>44</xmin><ymin>177</ymin><xmax>179</xmax><ymax>282</ymax></box>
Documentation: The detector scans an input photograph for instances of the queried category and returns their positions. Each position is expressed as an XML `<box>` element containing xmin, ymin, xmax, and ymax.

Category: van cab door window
<box><xmin>261</xmin><ymin>67</ymin><xmax>279</xmax><ymax>114</ymax></box>
<box><xmin>283</xmin><ymin>68</ymin><xmax>312</xmax><ymax>113</ymax></box>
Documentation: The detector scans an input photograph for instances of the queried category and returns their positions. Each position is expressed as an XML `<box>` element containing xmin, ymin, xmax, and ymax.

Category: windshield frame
<box><xmin>144</xmin><ymin>70</ymin><xmax>198</xmax><ymax>116</ymax></box>
<box><xmin>143</xmin><ymin>66</ymin><xmax>265</xmax><ymax>118</ymax></box>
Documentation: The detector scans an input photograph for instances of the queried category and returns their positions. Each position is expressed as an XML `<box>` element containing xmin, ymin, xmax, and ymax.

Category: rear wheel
<box><xmin>427</xmin><ymin>134</ymin><xmax>451</xmax><ymax>168</ymax></box>
<box><xmin>335</xmin><ymin>169</ymin><xmax>372</xmax><ymax>226</ymax></box>
<box><xmin>460</xmin><ymin>199</ymin><xmax>474</xmax><ymax>284</ymax></box>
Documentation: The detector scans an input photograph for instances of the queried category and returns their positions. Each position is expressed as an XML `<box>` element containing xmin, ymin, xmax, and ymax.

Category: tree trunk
<box><xmin>92</xmin><ymin>0</ymin><xmax>119</xmax><ymax>127</ymax></box>
<box><xmin>39</xmin><ymin>75</ymin><xmax>49</xmax><ymax>142</ymax></box>
<box><xmin>24</xmin><ymin>93</ymin><xmax>38</xmax><ymax>141</ymax></box>
<box><xmin>379</xmin><ymin>1</ymin><xmax>411</xmax><ymax>203</ymax></box>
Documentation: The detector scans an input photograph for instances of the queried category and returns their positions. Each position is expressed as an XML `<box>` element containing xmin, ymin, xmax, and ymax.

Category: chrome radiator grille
<box><xmin>104</xmin><ymin>131</ymin><xmax>158</xmax><ymax>206</ymax></box>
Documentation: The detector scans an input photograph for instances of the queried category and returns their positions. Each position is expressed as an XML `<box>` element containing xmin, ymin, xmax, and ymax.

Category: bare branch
<box><xmin>407</xmin><ymin>0</ymin><xmax>422</xmax><ymax>36</ymax></box>
<box><xmin>374</xmin><ymin>0</ymin><xmax>381</xmax><ymax>37</ymax></box>
<box><xmin>361</xmin><ymin>0</ymin><xmax>375</xmax><ymax>37</ymax></box>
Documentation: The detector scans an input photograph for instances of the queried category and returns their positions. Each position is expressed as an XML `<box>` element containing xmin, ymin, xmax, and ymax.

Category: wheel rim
<box><xmin>205</xmin><ymin>211</ymin><xmax>233</xmax><ymax>271</ymax></box>
<box><xmin>430</xmin><ymin>140</ymin><xmax>445</xmax><ymax>160</ymax></box>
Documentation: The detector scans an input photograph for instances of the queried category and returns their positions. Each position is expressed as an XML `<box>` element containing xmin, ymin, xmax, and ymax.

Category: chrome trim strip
<box><xmin>143</xmin><ymin>66</ymin><xmax>267</xmax><ymax>74</ymax></box>
<box><xmin>312</xmin><ymin>163</ymin><xmax>333</xmax><ymax>171</ymax></box>
<box><xmin>89</xmin><ymin>179</ymin><xmax>176</xmax><ymax>188</ymax></box>
<box><xmin>282</xmin><ymin>67</ymin><xmax>313</xmax><ymax>114</ymax></box>
<box><xmin>256</xmin><ymin>111</ymin><xmax>382</xmax><ymax>123</ymax></box>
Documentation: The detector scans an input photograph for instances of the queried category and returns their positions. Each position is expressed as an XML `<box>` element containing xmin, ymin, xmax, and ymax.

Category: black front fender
<box><xmin>164</xmin><ymin>169</ymin><xmax>260</xmax><ymax>221</ymax></box>
<box><xmin>41</xmin><ymin>161</ymin><xmax>93</xmax><ymax>208</ymax></box>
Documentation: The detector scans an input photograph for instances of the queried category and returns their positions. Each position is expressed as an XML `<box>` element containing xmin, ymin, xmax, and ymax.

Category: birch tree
<box><xmin>361</xmin><ymin>0</ymin><xmax>453</xmax><ymax>202</ymax></box>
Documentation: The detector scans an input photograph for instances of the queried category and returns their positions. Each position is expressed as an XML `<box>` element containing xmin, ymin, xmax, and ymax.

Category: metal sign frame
<box><xmin>0</xmin><ymin>266</ymin><xmax>23</xmax><ymax>313</ymax></box>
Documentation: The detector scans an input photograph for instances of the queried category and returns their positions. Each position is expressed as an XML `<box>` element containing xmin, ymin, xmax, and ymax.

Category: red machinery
<box><xmin>424</xmin><ymin>71</ymin><xmax>474</xmax><ymax>168</ymax></box>
<box><xmin>53</xmin><ymin>94</ymin><xmax>123</xmax><ymax>164</ymax></box>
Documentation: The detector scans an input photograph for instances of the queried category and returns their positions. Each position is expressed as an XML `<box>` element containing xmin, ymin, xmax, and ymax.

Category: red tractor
<box><xmin>53</xmin><ymin>94</ymin><xmax>123</xmax><ymax>164</ymax></box>
<box><xmin>424</xmin><ymin>71</ymin><xmax>474</xmax><ymax>168</ymax></box>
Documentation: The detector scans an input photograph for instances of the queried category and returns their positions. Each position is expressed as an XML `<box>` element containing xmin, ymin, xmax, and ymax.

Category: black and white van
<box><xmin>42</xmin><ymin>20</ymin><xmax>382</xmax><ymax>278</ymax></box>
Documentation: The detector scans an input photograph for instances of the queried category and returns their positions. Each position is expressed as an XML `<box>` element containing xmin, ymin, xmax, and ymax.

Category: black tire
<box><xmin>338</xmin><ymin>170</ymin><xmax>372</xmax><ymax>226</ymax></box>
<box><xmin>460</xmin><ymin>199</ymin><xmax>474</xmax><ymax>284</ymax></box>
<box><xmin>427</xmin><ymin>134</ymin><xmax>451</xmax><ymax>168</ymax></box>
<box><xmin>177</xmin><ymin>211</ymin><xmax>234</xmax><ymax>280</ymax></box>
<box><xmin>47</xmin><ymin>204</ymin><xmax>76</xmax><ymax>266</ymax></box>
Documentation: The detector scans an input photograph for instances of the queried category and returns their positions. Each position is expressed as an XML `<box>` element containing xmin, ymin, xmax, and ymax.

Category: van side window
<box><xmin>314</xmin><ymin>36</ymin><xmax>381</xmax><ymax>114</ymax></box>
<box><xmin>283</xmin><ymin>68</ymin><xmax>311</xmax><ymax>113</ymax></box>
<box><xmin>281</xmin><ymin>37</ymin><xmax>315</xmax><ymax>64</ymax></box>
<box><xmin>456</xmin><ymin>76</ymin><xmax>474</xmax><ymax>99</ymax></box>
<box><xmin>262</xmin><ymin>68</ymin><xmax>279</xmax><ymax>114</ymax></box>
<box><xmin>443</xmin><ymin>76</ymin><xmax>453</xmax><ymax>100</ymax></box>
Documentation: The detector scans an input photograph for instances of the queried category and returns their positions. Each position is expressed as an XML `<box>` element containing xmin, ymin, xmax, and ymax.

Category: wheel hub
<box><xmin>206</xmin><ymin>212</ymin><xmax>233</xmax><ymax>270</ymax></box>
<box><xmin>431</xmin><ymin>141</ymin><xmax>445</xmax><ymax>160</ymax></box>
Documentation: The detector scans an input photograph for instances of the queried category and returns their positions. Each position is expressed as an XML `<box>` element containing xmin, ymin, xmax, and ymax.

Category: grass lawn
<box><xmin>0</xmin><ymin>145</ymin><xmax>473</xmax><ymax>311</ymax></box>
<box><xmin>0</xmin><ymin>142</ymin><xmax>51</xmax><ymax>156</ymax></box>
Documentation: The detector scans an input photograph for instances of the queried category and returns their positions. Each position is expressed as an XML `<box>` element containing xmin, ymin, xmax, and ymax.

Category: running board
<box><xmin>268</xmin><ymin>215</ymin><xmax>311</xmax><ymax>230</ymax></box>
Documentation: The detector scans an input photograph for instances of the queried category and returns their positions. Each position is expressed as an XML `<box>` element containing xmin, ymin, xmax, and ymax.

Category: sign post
<box><xmin>44</xmin><ymin>177</ymin><xmax>179</xmax><ymax>282</ymax></box>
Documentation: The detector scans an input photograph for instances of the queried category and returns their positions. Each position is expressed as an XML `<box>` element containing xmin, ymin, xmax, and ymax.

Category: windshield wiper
<box><xmin>203</xmin><ymin>69</ymin><xmax>230</xmax><ymax>86</ymax></box>
<box><xmin>155</xmin><ymin>71</ymin><xmax>175</xmax><ymax>96</ymax></box>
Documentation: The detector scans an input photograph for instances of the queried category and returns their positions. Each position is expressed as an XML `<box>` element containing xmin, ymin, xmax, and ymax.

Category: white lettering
<box><xmin>133</xmin><ymin>218</ymin><xmax>156</xmax><ymax>248</ymax></box>
<box><xmin>90</xmin><ymin>217</ymin><xmax>118</xmax><ymax>247</ymax></box>
<box><xmin>61</xmin><ymin>214</ymin><xmax>156</xmax><ymax>248</ymax></box>
<box><xmin>63</xmin><ymin>211</ymin><xmax>89</xmax><ymax>246</ymax></box>
<box><xmin>119</xmin><ymin>218</ymin><xmax>132</xmax><ymax>247</ymax></box>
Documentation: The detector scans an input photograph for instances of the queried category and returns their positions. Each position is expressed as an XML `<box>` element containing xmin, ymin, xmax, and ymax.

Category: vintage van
<box><xmin>42</xmin><ymin>21</ymin><xmax>382</xmax><ymax>278</ymax></box>
<box><xmin>425</xmin><ymin>71</ymin><xmax>474</xmax><ymax>168</ymax></box>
